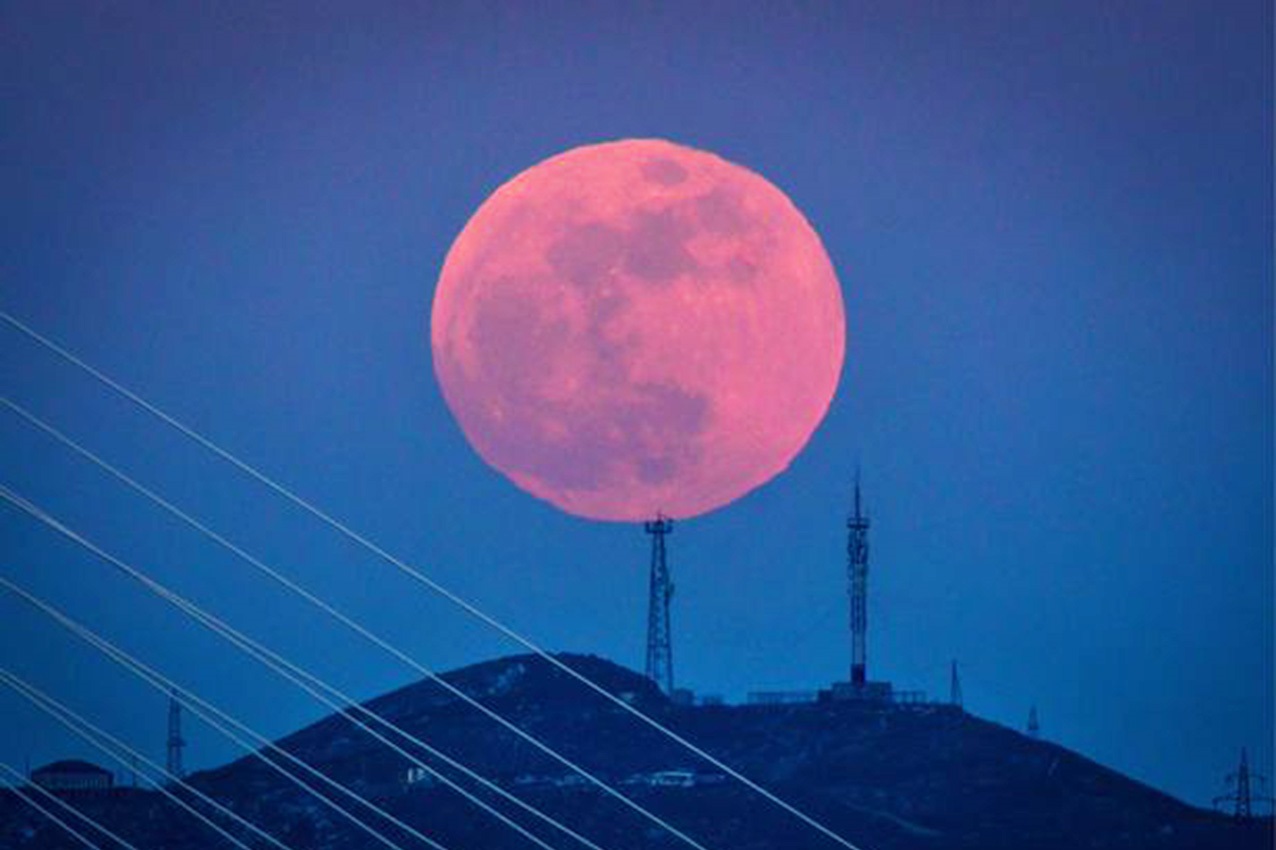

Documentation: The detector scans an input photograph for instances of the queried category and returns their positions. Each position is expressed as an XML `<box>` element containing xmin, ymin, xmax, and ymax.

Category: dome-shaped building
<box><xmin>30</xmin><ymin>759</ymin><xmax>113</xmax><ymax>792</ymax></box>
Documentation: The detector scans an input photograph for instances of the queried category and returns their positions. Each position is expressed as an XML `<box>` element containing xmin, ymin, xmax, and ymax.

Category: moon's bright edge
<box><xmin>431</xmin><ymin>138</ymin><xmax>845</xmax><ymax>522</ymax></box>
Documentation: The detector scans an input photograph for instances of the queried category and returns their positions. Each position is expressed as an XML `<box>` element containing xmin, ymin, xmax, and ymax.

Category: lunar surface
<box><xmin>430</xmin><ymin>138</ymin><xmax>844</xmax><ymax>521</ymax></box>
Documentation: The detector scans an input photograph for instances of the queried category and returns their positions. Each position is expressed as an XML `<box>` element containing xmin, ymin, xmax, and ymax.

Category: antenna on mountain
<box><xmin>166</xmin><ymin>689</ymin><xmax>185</xmax><ymax>780</ymax></box>
<box><xmin>950</xmin><ymin>660</ymin><xmax>963</xmax><ymax>709</ymax></box>
<box><xmin>1214</xmin><ymin>748</ymin><xmax>1274</xmax><ymax>820</ymax></box>
<box><xmin>644</xmin><ymin>513</ymin><xmax>675</xmax><ymax>696</ymax></box>
<box><xmin>847</xmin><ymin>470</ymin><xmax>870</xmax><ymax>687</ymax></box>
<box><xmin>1027</xmin><ymin>705</ymin><xmax>1040</xmax><ymax>739</ymax></box>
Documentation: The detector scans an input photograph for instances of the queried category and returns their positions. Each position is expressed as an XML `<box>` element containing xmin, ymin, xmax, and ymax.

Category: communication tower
<box><xmin>950</xmin><ymin>660</ymin><xmax>963</xmax><ymax>709</ymax></box>
<box><xmin>1027</xmin><ymin>704</ymin><xmax>1040</xmax><ymax>739</ymax></box>
<box><xmin>847</xmin><ymin>473</ymin><xmax>870</xmax><ymax>686</ymax></box>
<box><xmin>644</xmin><ymin>514</ymin><xmax>675</xmax><ymax>695</ymax></box>
<box><xmin>166</xmin><ymin>690</ymin><xmax>185</xmax><ymax>779</ymax></box>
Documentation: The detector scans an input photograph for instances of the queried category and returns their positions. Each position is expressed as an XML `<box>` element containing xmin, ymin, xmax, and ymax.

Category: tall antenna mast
<box><xmin>847</xmin><ymin>471</ymin><xmax>870</xmax><ymax>687</ymax></box>
<box><xmin>166</xmin><ymin>690</ymin><xmax>185</xmax><ymax>780</ymax></box>
<box><xmin>950</xmin><ymin>660</ymin><xmax>963</xmax><ymax>709</ymax></box>
<box><xmin>1027</xmin><ymin>705</ymin><xmax>1040</xmax><ymax>739</ymax></box>
<box><xmin>644</xmin><ymin>514</ymin><xmax>675</xmax><ymax>696</ymax></box>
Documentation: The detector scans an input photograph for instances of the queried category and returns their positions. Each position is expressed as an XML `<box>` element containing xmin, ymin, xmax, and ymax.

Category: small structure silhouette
<box><xmin>167</xmin><ymin>689</ymin><xmax>185</xmax><ymax>780</ymax></box>
<box><xmin>30</xmin><ymin>759</ymin><xmax>113</xmax><ymax>792</ymax></box>
<box><xmin>1214</xmin><ymin>748</ymin><xmax>1274</xmax><ymax>821</ymax></box>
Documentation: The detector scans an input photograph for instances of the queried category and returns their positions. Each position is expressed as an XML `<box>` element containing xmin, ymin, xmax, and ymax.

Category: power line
<box><xmin>0</xmin><ymin>485</ymin><xmax>595</xmax><ymax>850</ymax></box>
<box><xmin>0</xmin><ymin>309</ymin><xmax>870</xmax><ymax>850</ymax></box>
<box><xmin>0</xmin><ymin>396</ymin><xmax>682</xmax><ymax>850</ymax></box>
<box><xmin>0</xmin><ymin>763</ymin><xmax>108</xmax><ymax>850</ymax></box>
<box><xmin>0</xmin><ymin>574</ymin><xmax>442</xmax><ymax>850</ymax></box>
<box><xmin>0</xmin><ymin>669</ymin><xmax>278</xmax><ymax>850</ymax></box>
<box><xmin>0</xmin><ymin>761</ymin><xmax>141</xmax><ymax>850</ymax></box>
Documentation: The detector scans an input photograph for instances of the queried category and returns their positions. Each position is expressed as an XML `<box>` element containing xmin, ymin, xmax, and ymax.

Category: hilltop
<box><xmin>1</xmin><ymin>653</ymin><xmax>1270</xmax><ymax>849</ymax></box>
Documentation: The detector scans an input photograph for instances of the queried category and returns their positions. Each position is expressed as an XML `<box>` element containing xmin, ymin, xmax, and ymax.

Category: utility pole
<box><xmin>166</xmin><ymin>690</ymin><xmax>185</xmax><ymax>780</ymax></box>
<box><xmin>847</xmin><ymin>472</ymin><xmax>870</xmax><ymax>687</ymax></box>
<box><xmin>644</xmin><ymin>514</ymin><xmax>675</xmax><ymax>696</ymax></box>
<box><xmin>950</xmin><ymin>660</ymin><xmax>963</xmax><ymax>709</ymax></box>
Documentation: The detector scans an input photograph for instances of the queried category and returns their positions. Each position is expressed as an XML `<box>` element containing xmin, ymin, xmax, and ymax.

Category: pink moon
<box><xmin>430</xmin><ymin>139</ymin><xmax>845</xmax><ymax>522</ymax></box>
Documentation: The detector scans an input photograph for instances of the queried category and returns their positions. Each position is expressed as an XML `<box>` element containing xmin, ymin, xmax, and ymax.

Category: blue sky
<box><xmin>1</xmin><ymin>2</ymin><xmax>1271</xmax><ymax>807</ymax></box>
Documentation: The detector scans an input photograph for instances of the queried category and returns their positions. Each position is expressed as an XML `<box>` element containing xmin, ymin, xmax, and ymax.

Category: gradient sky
<box><xmin>1</xmin><ymin>2</ymin><xmax>1271</xmax><ymax>809</ymax></box>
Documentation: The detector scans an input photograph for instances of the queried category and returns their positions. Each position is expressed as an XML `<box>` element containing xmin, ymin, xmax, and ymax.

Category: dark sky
<box><xmin>1</xmin><ymin>1</ymin><xmax>1271</xmax><ymax>809</ymax></box>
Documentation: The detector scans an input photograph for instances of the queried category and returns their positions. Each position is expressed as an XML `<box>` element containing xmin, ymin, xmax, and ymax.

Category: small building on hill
<box><xmin>30</xmin><ymin>760</ymin><xmax>114</xmax><ymax>791</ymax></box>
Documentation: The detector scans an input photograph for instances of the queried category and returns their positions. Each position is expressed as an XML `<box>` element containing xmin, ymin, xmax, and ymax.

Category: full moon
<box><xmin>431</xmin><ymin>139</ymin><xmax>845</xmax><ymax>521</ymax></box>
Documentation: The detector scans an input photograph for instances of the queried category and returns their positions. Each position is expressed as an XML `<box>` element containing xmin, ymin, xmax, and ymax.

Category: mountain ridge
<box><xmin>2</xmin><ymin>653</ymin><xmax>1270</xmax><ymax>849</ymax></box>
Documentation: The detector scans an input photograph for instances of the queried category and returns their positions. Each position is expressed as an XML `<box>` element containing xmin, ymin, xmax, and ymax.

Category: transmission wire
<box><xmin>2</xmin><ymin>307</ymin><xmax>866</xmax><ymax>850</ymax></box>
<box><xmin>0</xmin><ymin>763</ymin><xmax>108</xmax><ymax>850</ymax></box>
<box><xmin>0</xmin><ymin>485</ymin><xmax>615</xmax><ymax>850</ymax></box>
<box><xmin>2</xmin><ymin>394</ymin><xmax>682</xmax><ymax>850</ymax></box>
<box><xmin>0</xmin><ymin>574</ymin><xmax>440</xmax><ymax>850</ymax></box>
<box><xmin>0</xmin><ymin>669</ymin><xmax>275</xmax><ymax>850</ymax></box>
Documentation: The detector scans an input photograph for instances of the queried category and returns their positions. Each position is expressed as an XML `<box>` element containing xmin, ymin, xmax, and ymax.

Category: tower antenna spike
<box><xmin>847</xmin><ymin>471</ymin><xmax>870</xmax><ymax>687</ymax></box>
<box><xmin>950</xmin><ymin>660</ymin><xmax>963</xmax><ymax>709</ymax></box>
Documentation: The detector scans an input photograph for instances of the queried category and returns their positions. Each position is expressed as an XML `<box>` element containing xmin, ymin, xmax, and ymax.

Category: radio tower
<box><xmin>847</xmin><ymin>473</ymin><xmax>870</xmax><ymax>687</ymax></box>
<box><xmin>644</xmin><ymin>514</ymin><xmax>675</xmax><ymax>695</ymax></box>
<box><xmin>1027</xmin><ymin>704</ymin><xmax>1040</xmax><ymax>739</ymax></box>
<box><xmin>166</xmin><ymin>690</ymin><xmax>185</xmax><ymax>780</ymax></box>
<box><xmin>950</xmin><ymin>660</ymin><xmax>963</xmax><ymax>709</ymax></box>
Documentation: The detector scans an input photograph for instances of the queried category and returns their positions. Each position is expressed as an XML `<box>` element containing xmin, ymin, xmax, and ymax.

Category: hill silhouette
<box><xmin>1</xmin><ymin>653</ymin><xmax>1269</xmax><ymax>849</ymax></box>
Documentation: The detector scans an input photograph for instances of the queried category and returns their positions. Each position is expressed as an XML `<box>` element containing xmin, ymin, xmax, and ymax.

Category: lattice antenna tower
<box><xmin>1214</xmin><ymin>748</ymin><xmax>1274</xmax><ymax>820</ymax></box>
<box><xmin>166</xmin><ymin>689</ymin><xmax>185</xmax><ymax>780</ymax></box>
<box><xmin>1027</xmin><ymin>704</ymin><xmax>1040</xmax><ymax>739</ymax></box>
<box><xmin>950</xmin><ymin>660</ymin><xmax>963</xmax><ymax>709</ymax></box>
<box><xmin>644</xmin><ymin>514</ymin><xmax>675</xmax><ymax>696</ymax></box>
<box><xmin>847</xmin><ymin>471</ymin><xmax>870</xmax><ymax>686</ymax></box>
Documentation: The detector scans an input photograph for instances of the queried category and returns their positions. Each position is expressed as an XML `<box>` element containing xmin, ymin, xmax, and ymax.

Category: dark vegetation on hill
<box><xmin>1</xmin><ymin>654</ymin><xmax>1269</xmax><ymax>849</ymax></box>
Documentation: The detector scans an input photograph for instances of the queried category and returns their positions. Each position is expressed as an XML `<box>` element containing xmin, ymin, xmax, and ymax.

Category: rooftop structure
<box><xmin>30</xmin><ymin>759</ymin><xmax>113</xmax><ymax>792</ymax></box>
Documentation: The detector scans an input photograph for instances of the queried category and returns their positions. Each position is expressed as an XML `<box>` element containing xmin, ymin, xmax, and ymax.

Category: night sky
<box><xmin>1</xmin><ymin>2</ymin><xmax>1271</xmax><ymax>809</ymax></box>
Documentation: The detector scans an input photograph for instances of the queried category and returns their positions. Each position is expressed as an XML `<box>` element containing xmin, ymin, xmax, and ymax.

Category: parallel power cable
<box><xmin>0</xmin><ymin>669</ymin><xmax>277</xmax><ymax>850</ymax></box>
<box><xmin>2</xmin><ymin>395</ymin><xmax>695</xmax><ymax>850</ymax></box>
<box><xmin>0</xmin><ymin>763</ymin><xmax>108</xmax><ymax>850</ymax></box>
<box><xmin>0</xmin><ymin>486</ymin><xmax>632</xmax><ymax>850</ymax></box>
<box><xmin>1</xmin><ymin>308</ymin><xmax>866</xmax><ymax>850</ymax></box>
<box><xmin>0</xmin><ymin>762</ymin><xmax>142</xmax><ymax>850</ymax></box>
<box><xmin>0</xmin><ymin>575</ymin><xmax>442</xmax><ymax>850</ymax></box>
<box><xmin>0</xmin><ymin>763</ymin><xmax>144</xmax><ymax>850</ymax></box>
